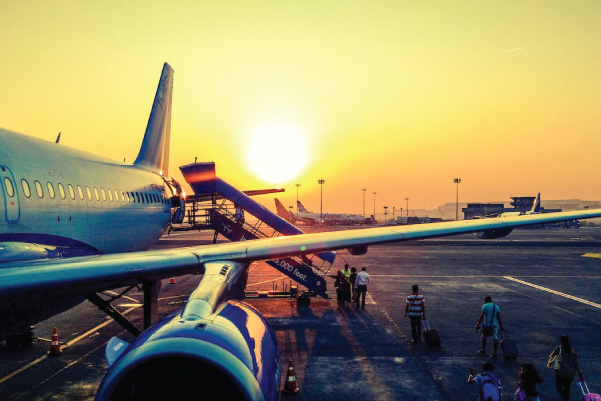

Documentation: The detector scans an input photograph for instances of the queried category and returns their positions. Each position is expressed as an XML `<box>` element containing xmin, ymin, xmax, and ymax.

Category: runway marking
<box><xmin>503</xmin><ymin>276</ymin><xmax>601</xmax><ymax>309</ymax></box>
<box><xmin>246</xmin><ymin>275</ymin><xmax>288</xmax><ymax>287</ymax></box>
<box><xmin>0</xmin><ymin>306</ymin><xmax>138</xmax><ymax>386</ymax></box>
<box><xmin>583</xmin><ymin>253</ymin><xmax>601</xmax><ymax>259</ymax></box>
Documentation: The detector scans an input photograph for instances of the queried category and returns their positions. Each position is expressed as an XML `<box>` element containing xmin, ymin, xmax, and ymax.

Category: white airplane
<box><xmin>2</xmin><ymin>64</ymin><xmax>601</xmax><ymax>401</ymax></box>
<box><xmin>476</xmin><ymin>193</ymin><xmax>543</xmax><ymax>238</ymax></box>
<box><xmin>274</xmin><ymin>198</ymin><xmax>363</xmax><ymax>225</ymax></box>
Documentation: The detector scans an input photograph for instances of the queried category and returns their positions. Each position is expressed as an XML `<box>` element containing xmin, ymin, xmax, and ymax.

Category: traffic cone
<box><xmin>47</xmin><ymin>328</ymin><xmax>62</xmax><ymax>356</ymax></box>
<box><xmin>281</xmin><ymin>357</ymin><xmax>300</xmax><ymax>395</ymax></box>
<box><xmin>168</xmin><ymin>277</ymin><xmax>176</xmax><ymax>284</ymax></box>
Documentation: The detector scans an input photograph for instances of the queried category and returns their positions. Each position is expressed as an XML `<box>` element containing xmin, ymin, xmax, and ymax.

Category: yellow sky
<box><xmin>1</xmin><ymin>1</ymin><xmax>601</xmax><ymax>216</ymax></box>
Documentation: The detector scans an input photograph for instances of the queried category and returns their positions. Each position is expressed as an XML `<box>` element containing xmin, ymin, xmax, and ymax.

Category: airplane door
<box><xmin>0</xmin><ymin>165</ymin><xmax>20</xmax><ymax>224</ymax></box>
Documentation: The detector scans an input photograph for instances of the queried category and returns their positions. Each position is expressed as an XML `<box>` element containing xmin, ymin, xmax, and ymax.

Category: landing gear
<box><xmin>297</xmin><ymin>293</ymin><xmax>311</xmax><ymax>307</ymax></box>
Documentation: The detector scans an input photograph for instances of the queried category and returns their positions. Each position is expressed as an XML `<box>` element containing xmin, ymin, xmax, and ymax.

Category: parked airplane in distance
<box><xmin>476</xmin><ymin>193</ymin><xmax>543</xmax><ymax>238</ymax></box>
<box><xmin>3</xmin><ymin>65</ymin><xmax>601</xmax><ymax>401</ymax></box>
<box><xmin>273</xmin><ymin>198</ymin><xmax>363</xmax><ymax>225</ymax></box>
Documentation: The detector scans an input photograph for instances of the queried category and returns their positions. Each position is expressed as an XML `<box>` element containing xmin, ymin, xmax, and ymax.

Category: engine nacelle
<box><xmin>476</xmin><ymin>227</ymin><xmax>514</xmax><ymax>239</ymax></box>
<box><xmin>95</xmin><ymin>300</ymin><xmax>281</xmax><ymax>401</ymax></box>
<box><xmin>347</xmin><ymin>246</ymin><xmax>368</xmax><ymax>255</ymax></box>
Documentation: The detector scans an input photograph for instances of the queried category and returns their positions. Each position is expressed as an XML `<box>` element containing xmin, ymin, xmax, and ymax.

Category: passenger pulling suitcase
<box><xmin>499</xmin><ymin>329</ymin><xmax>519</xmax><ymax>361</ymax></box>
<box><xmin>421</xmin><ymin>319</ymin><xmax>441</xmax><ymax>348</ymax></box>
<box><xmin>577</xmin><ymin>379</ymin><xmax>601</xmax><ymax>401</ymax></box>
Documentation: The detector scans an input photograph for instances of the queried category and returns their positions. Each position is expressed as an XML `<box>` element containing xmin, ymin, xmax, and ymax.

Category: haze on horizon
<box><xmin>1</xmin><ymin>1</ymin><xmax>600</xmax><ymax>215</ymax></box>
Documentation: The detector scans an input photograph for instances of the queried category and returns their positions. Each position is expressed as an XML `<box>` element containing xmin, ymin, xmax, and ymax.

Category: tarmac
<box><xmin>1</xmin><ymin>226</ymin><xmax>601</xmax><ymax>400</ymax></box>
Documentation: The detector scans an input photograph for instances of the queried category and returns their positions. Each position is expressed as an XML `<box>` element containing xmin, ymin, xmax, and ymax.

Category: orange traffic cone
<box><xmin>168</xmin><ymin>277</ymin><xmax>176</xmax><ymax>284</ymax></box>
<box><xmin>281</xmin><ymin>357</ymin><xmax>300</xmax><ymax>395</ymax></box>
<box><xmin>47</xmin><ymin>328</ymin><xmax>62</xmax><ymax>356</ymax></box>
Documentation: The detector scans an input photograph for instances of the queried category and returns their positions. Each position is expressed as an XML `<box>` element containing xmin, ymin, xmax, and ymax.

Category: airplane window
<box><xmin>3</xmin><ymin>177</ymin><xmax>15</xmax><ymax>197</ymax></box>
<box><xmin>35</xmin><ymin>181</ymin><xmax>43</xmax><ymax>198</ymax></box>
<box><xmin>86</xmin><ymin>186</ymin><xmax>92</xmax><ymax>201</ymax></box>
<box><xmin>144</xmin><ymin>193</ymin><xmax>149</xmax><ymax>203</ymax></box>
<box><xmin>21</xmin><ymin>179</ymin><xmax>31</xmax><ymax>198</ymax></box>
<box><xmin>47</xmin><ymin>182</ymin><xmax>55</xmax><ymax>199</ymax></box>
<box><xmin>77</xmin><ymin>185</ymin><xmax>84</xmax><ymax>200</ymax></box>
<box><xmin>108</xmin><ymin>189</ymin><xmax>113</xmax><ymax>202</ymax></box>
<box><xmin>68</xmin><ymin>184</ymin><xmax>75</xmax><ymax>200</ymax></box>
<box><xmin>101</xmin><ymin>188</ymin><xmax>107</xmax><ymax>201</ymax></box>
<box><xmin>136</xmin><ymin>192</ymin><xmax>140</xmax><ymax>203</ymax></box>
<box><xmin>94</xmin><ymin>187</ymin><xmax>100</xmax><ymax>201</ymax></box>
<box><xmin>120</xmin><ymin>191</ymin><xmax>125</xmax><ymax>202</ymax></box>
<box><xmin>115</xmin><ymin>190</ymin><xmax>120</xmax><ymax>202</ymax></box>
<box><xmin>58</xmin><ymin>183</ymin><xmax>66</xmax><ymax>199</ymax></box>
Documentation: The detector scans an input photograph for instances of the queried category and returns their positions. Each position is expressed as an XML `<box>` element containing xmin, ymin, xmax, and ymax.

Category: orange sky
<box><xmin>1</xmin><ymin>1</ymin><xmax>601</xmax><ymax>217</ymax></box>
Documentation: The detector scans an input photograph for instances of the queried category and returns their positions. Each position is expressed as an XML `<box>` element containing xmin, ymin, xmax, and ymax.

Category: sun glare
<box><xmin>247</xmin><ymin>121</ymin><xmax>309</xmax><ymax>184</ymax></box>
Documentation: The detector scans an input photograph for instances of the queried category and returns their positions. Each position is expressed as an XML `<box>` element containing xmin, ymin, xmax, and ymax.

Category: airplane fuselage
<box><xmin>0</xmin><ymin>128</ymin><xmax>174</xmax><ymax>262</ymax></box>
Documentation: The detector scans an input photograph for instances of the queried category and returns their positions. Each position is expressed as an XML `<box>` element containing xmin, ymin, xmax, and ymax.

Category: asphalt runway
<box><xmin>1</xmin><ymin>226</ymin><xmax>601</xmax><ymax>400</ymax></box>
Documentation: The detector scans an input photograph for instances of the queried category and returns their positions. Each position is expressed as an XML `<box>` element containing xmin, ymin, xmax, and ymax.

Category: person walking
<box><xmin>515</xmin><ymin>362</ymin><xmax>543</xmax><ymax>401</ymax></box>
<box><xmin>467</xmin><ymin>362</ymin><xmax>501</xmax><ymax>401</ymax></box>
<box><xmin>474</xmin><ymin>295</ymin><xmax>504</xmax><ymax>358</ymax></box>
<box><xmin>349</xmin><ymin>267</ymin><xmax>358</xmax><ymax>304</ymax></box>
<box><xmin>405</xmin><ymin>284</ymin><xmax>426</xmax><ymax>344</ymax></box>
<box><xmin>548</xmin><ymin>335</ymin><xmax>584</xmax><ymax>401</ymax></box>
<box><xmin>354</xmin><ymin>267</ymin><xmax>370</xmax><ymax>309</ymax></box>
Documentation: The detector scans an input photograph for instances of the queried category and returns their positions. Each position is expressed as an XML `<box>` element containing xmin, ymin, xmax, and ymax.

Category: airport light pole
<box><xmin>295</xmin><ymin>183</ymin><xmax>301</xmax><ymax>216</ymax></box>
<box><xmin>405</xmin><ymin>198</ymin><xmax>409</xmax><ymax>217</ymax></box>
<box><xmin>384</xmin><ymin>206</ymin><xmax>388</xmax><ymax>223</ymax></box>
<box><xmin>361</xmin><ymin>188</ymin><xmax>366</xmax><ymax>219</ymax></box>
<box><xmin>454</xmin><ymin>178</ymin><xmax>461</xmax><ymax>221</ymax></box>
<box><xmin>372</xmin><ymin>192</ymin><xmax>377</xmax><ymax>222</ymax></box>
<box><xmin>392</xmin><ymin>206</ymin><xmax>395</xmax><ymax>220</ymax></box>
<box><xmin>318</xmin><ymin>179</ymin><xmax>325</xmax><ymax>219</ymax></box>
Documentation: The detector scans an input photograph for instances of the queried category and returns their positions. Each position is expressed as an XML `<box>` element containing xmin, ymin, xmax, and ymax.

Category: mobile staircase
<box><xmin>179</xmin><ymin>162</ymin><xmax>335</xmax><ymax>300</ymax></box>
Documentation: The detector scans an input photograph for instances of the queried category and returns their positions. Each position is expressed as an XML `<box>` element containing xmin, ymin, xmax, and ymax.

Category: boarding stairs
<box><xmin>179</xmin><ymin>162</ymin><xmax>335</xmax><ymax>298</ymax></box>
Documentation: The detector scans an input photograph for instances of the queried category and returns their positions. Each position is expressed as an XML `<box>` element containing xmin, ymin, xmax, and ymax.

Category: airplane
<box><xmin>476</xmin><ymin>193</ymin><xmax>544</xmax><ymax>238</ymax></box>
<box><xmin>2</xmin><ymin>64</ymin><xmax>601</xmax><ymax>401</ymax></box>
<box><xmin>274</xmin><ymin>198</ymin><xmax>364</xmax><ymax>225</ymax></box>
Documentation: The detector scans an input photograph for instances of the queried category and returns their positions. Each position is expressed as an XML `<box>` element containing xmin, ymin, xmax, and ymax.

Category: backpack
<box><xmin>479</xmin><ymin>372</ymin><xmax>501</xmax><ymax>401</ymax></box>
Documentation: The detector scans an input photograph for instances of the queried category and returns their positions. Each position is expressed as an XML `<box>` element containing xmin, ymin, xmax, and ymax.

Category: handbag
<box><xmin>515</xmin><ymin>386</ymin><xmax>526</xmax><ymax>401</ymax></box>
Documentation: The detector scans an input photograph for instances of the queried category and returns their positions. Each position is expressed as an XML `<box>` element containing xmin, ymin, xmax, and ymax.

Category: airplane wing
<box><xmin>2</xmin><ymin>208</ymin><xmax>600</xmax><ymax>296</ymax></box>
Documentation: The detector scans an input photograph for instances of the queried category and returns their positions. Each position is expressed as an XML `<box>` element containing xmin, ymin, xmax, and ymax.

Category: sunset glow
<box><xmin>1</xmin><ymin>1</ymin><xmax>601</xmax><ymax>217</ymax></box>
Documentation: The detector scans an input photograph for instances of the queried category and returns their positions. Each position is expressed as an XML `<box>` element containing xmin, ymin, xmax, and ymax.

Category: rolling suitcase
<box><xmin>421</xmin><ymin>319</ymin><xmax>441</xmax><ymax>348</ymax></box>
<box><xmin>577</xmin><ymin>379</ymin><xmax>601</xmax><ymax>401</ymax></box>
<box><xmin>499</xmin><ymin>329</ymin><xmax>518</xmax><ymax>361</ymax></box>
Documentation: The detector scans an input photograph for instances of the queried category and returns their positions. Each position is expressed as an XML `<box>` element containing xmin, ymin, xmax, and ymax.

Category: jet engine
<box><xmin>476</xmin><ymin>227</ymin><xmax>514</xmax><ymax>239</ymax></box>
<box><xmin>95</xmin><ymin>300</ymin><xmax>281</xmax><ymax>401</ymax></box>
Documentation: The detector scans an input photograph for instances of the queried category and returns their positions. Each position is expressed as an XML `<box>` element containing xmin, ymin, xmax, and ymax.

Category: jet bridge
<box><xmin>179</xmin><ymin>162</ymin><xmax>335</xmax><ymax>299</ymax></box>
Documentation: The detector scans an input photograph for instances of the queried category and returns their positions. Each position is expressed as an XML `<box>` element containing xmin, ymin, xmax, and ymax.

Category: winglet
<box><xmin>134</xmin><ymin>63</ymin><xmax>174</xmax><ymax>177</ymax></box>
<box><xmin>55</xmin><ymin>132</ymin><xmax>61</xmax><ymax>144</ymax></box>
<box><xmin>531</xmin><ymin>193</ymin><xmax>541</xmax><ymax>213</ymax></box>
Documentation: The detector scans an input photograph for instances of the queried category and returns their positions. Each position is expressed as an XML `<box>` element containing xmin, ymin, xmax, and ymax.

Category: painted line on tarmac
<box><xmin>503</xmin><ymin>276</ymin><xmax>601</xmax><ymax>309</ymax></box>
<box><xmin>246</xmin><ymin>275</ymin><xmax>288</xmax><ymax>287</ymax></box>
<box><xmin>583</xmin><ymin>253</ymin><xmax>601</xmax><ymax>259</ymax></box>
<box><xmin>0</xmin><ymin>306</ymin><xmax>139</xmax><ymax>386</ymax></box>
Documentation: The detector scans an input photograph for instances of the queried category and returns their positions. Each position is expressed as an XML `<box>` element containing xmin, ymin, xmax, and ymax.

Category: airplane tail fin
<box><xmin>531</xmin><ymin>193</ymin><xmax>541</xmax><ymax>213</ymax></box>
<box><xmin>297</xmin><ymin>201</ymin><xmax>309</xmax><ymax>213</ymax></box>
<box><xmin>274</xmin><ymin>198</ymin><xmax>293</xmax><ymax>218</ymax></box>
<box><xmin>134</xmin><ymin>63</ymin><xmax>174</xmax><ymax>177</ymax></box>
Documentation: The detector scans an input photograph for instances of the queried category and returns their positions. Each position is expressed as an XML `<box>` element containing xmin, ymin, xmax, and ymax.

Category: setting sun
<box><xmin>247</xmin><ymin>121</ymin><xmax>309</xmax><ymax>184</ymax></box>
